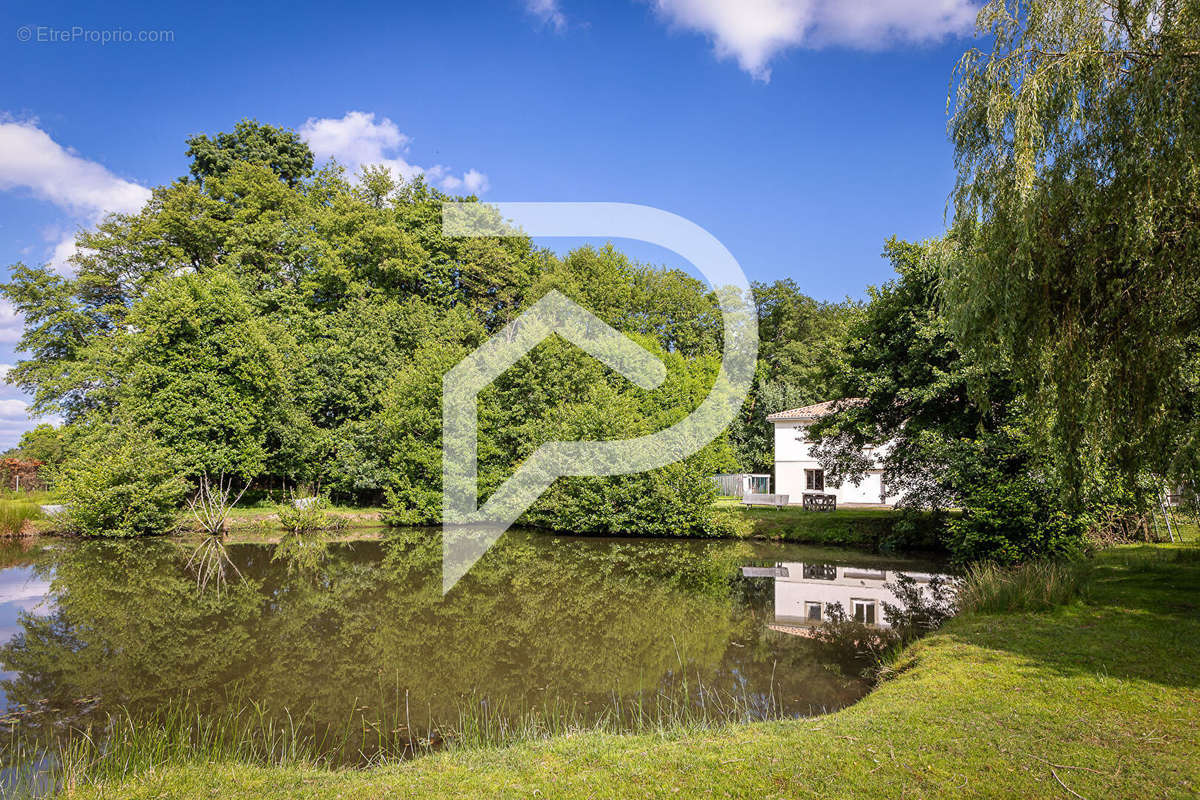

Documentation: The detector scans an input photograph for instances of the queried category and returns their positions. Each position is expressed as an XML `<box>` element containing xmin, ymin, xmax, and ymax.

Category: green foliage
<box><xmin>810</xmin><ymin>238</ymin><xmax>1092</xmax><ymax>562</ymax></box>
<box><xmin>120</xmin><ymin>269</ymin><xmax>306</xmax><ymax>479</ymax></box>
<box><xmin>944</xmin><ymin>460</ymin><xmax>1089</xmax><ymax>564</ymax></box>
<box><xmin>185</xmin><ymin>119</ymin><xmax>314</xmax><ymax>187</ymax></box>
<box><xmin>956</xmin><ymin>559</ymin><xmax>1091</xmax><ymax>614</ymax></box>
<box><xmin>1</xmin><ymin>126</ymin><xmax>740</xmax><ymax>535</ymax></box>
<box><xmin>946</xmin><ymin>0</ymin><xmax>1200</xmax><ymax>502</ymax></box>
<box><xmin>52</xmin><ymin>428</ymin><xmax>187</xmax><ymax>537</ymax></box>
<box><xmin>9</xmin><ymin>423</ymin><xmax>70</xmax><ymax>468</ymax></box>
<box><xmin>274</xmin><ymin>495</ymin><xmax>347</xmax><ymax>535</ymax></box>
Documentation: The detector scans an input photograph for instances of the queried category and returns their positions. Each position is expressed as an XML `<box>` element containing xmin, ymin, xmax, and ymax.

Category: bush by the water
<box><xmin>51</xmin><ymin>430</ymin><xmax>187</xmax><ymax>537</ymax></box>
<box><xmin>945</xmin><ymin>477</ymin><xmax>1089</xmax><ymax>564</ymax></box>
<box><xmin>276</xmin><ymin>495</ymin><xmax>347</xmax><ymax>535</ymax></box>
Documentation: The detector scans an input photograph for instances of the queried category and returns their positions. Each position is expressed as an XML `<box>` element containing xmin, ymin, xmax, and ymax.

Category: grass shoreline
<box><xmin>14</xmin><ymin>500</ymin><xmax>939</xmax><ymax>553</ymax></box>
<box><xmin>60</xmin><ymin>543</ymin><xmax>1200</xmax><ymax>799</ymax></box>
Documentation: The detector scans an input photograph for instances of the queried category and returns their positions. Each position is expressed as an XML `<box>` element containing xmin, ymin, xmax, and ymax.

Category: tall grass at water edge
<box><xmin>0</xmin><ymin>665</ymin><xmax>798</xmax><ymax>799</ymax></box>
<box><xmin>0</xmin><ymin>500</ymin><xmax>43</xmax><ymax>536</ymax></box>
<box><xmin>955</xmin><ymin>560</ymin><xmax>1091</xmax><ymax>614</ymax></box>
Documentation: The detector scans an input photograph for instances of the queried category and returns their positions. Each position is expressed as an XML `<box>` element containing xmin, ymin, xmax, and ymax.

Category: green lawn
<box><xmin>71</xmin><ymin>544</ymin><xmax>1200</xmax><ymax>799</ymax></box>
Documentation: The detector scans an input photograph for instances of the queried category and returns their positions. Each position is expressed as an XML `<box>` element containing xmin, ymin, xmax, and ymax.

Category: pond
<box><xmin>0</xmin><ymin>531</ymin><xmax>950</xmax><ymax>785</ymax></box>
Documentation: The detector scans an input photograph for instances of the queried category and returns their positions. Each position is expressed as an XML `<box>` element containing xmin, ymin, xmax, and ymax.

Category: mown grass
<box><xmin>55</xmin><ymin>543</ymin><xmax>1200</xmax><ymax>799</ymax></box>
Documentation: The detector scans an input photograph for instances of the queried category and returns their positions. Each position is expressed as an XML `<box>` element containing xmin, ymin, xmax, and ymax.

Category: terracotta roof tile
<box><xmin>766</xmin><ymin>398</ymin><xmax>865</xmax><ymax>422</ymax></box>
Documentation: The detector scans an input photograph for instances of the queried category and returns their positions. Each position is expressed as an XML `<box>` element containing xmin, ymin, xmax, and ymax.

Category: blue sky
<box><xmin>0</xmin><ymin>0</ymin><xmax>982</xmax><ymax>448</ymax></box>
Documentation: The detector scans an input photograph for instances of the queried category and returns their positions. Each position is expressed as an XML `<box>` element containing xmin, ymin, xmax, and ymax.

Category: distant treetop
<box><xmin>185</xmin><ymin>119</ymin><xmax>314</xmax><ymax>187</ymax></box>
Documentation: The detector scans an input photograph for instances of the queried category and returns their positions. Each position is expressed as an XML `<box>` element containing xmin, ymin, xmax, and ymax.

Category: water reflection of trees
<box><xmin>0</xmin><ymin>533</ymin><xmax>865</xmax><ymax>758</ymax></box>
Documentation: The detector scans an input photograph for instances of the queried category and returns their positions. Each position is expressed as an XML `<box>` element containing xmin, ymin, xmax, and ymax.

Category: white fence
<box><xmin>712</xmin><ymin>473</ymin><xmax>770</xmax><ymax>498</ymax></box>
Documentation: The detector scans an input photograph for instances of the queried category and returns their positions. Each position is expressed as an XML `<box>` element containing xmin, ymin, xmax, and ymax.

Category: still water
<box><xmin>0</xmin><ymin>531</ymin><xmax>948</xmax><ymax>769</ymax></box>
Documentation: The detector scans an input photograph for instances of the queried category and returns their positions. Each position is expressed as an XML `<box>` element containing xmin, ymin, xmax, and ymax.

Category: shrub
<box><xmin>275</xmin><ymin>494</ymin><xmax>346</xmax><ymax>535</ymax></box>
<box><xmin>705</xmin><ymin>508</ymin><xmax>752</xmax><ymax>538</ymax></box>
<box><xmin>52</xmin><ymin>430</ymin><xmax>187</xmax><ymax>537</ymax></box>
<box><xmin>945</xmin><ymin>477</ymin><xmax>1088</xmax><ymax>564</ymax></box>
<box><xmin>955</xmin><ymin>560</ymin><xmax>1090</xmax><ymax>614</ymax></box>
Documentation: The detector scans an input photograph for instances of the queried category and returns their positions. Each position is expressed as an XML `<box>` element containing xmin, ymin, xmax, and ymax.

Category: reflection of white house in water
<box><xmin>756</xmin><ymin>562</ymin><xmax>941</xmax><ymax>630</ymax></box>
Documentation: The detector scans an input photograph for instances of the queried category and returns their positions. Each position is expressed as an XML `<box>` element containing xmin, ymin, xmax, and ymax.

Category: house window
<box><xmin>805</xmin><ymin>469</ymin><xmax>825</xmax><ymax>491</ymax></box>
<box><xmin>852</xmin><ymin>600</ymin><xmax>877</xmax><ymax>625</ymax></box>
<box><xmin>805</xmin><ymin>602</ymin><xmax>823</xmax><ymax>622</ymax></box>
<box><xmin>802</xmin><ymin>563</ymin><xmax>837</xmax><ymax>581</ymax></box>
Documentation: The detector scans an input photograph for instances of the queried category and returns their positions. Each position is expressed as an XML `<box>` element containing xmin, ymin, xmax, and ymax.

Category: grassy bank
<box><xmin>221</xmin><ymin>504</ymin><xmax>388</xmax><ymax>532</ymax></box>
<box><xmin>64</xmin><ymin>544</ymin><xmax>1199</xmax><ymax>799</ymax></box>
<box><xmin>725</xmin><ymin>502</ymin><xmax>942</xmax><ymax>550</ymax></box>
<box><xmin>214</xmin><ymin>503</ymin><xmax>914</xmax><ymax>546</ymax></box>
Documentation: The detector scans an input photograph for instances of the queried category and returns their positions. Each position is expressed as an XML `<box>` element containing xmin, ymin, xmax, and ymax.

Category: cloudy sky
<box><xmin>0</xmin><ymin>0</ymin><xmax>981</xmax><ymax>448</ymax></box>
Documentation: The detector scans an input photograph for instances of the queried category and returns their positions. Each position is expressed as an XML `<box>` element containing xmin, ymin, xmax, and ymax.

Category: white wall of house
<box><xmin>773</xmin><ymin>421</ymin><xmax>896</xmax><ymax>506</ymax></box>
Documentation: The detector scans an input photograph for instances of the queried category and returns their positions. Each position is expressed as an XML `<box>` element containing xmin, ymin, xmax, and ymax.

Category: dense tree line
<box><xmin>1</xmin><ymin>122</ymin><xmax>754</xmax><ymax>536</ymax></box>
<box><xmin>8</xmin><ymin>0</ymin><xmax>1194</xmax><ymax>559</ymax></box>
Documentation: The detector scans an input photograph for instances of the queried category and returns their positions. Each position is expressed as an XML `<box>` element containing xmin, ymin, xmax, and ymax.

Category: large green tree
<box><xmin>185</xmin><ymin>119</ymin><xmax>315</xmax><ymax>187</ymax></box>
<box><xmin>118</xmin><ymin>269</ymin><xmax>308</xmax><ymax>479</ymax></box>
<box><xmin>946</xmin><ymin>0</ymin><xmax>1200</xmax><ymax>503</ymax></box>
<box><xmin>1</xmin><ymin>122</ymin><xmax>743</xmax><ymax>536</ymax></box>
<box><xmin>810</xmin><ymin>238</ymin><xmax>1087</xmax><ymax>562</ymax></box>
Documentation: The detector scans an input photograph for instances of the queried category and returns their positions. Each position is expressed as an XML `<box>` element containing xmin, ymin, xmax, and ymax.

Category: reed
<box><xmin>0</xmin><ymin>499</ymin><xmax>43</xmax><ymax>537</ymax></box>
<box><xmin>955</xmin><ymin>560</ymin><xmax>1090</xmax><ymax>615</ymax></box>
<box><xmin>0</xmin><ymin>672</ymin><xmax>790</xmax><ymax>797</ymax></box>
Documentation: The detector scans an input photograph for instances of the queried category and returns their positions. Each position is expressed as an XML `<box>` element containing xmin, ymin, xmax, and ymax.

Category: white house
<box><xmin>767</xmin><ymin>399</ymin><xmax>899</xmax><ymax>507</ymax></box>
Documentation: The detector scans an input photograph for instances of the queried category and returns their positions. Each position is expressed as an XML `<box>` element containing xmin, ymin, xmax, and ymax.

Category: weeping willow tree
<box><xmin>945</xmin><ymin>0</ymin><xmax>1200</xmax><ymax>509</ymax></box>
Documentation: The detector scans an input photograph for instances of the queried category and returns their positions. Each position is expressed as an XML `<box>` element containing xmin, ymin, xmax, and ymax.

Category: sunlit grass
<box><xmin>0</xmin><ymin>499</ymin><xmax>44</xmax><ymax>536</ymax></box>
<box><xmin>955</xmin><ymin>559</ymin><xmax>1091</xmax><ymax>614</ymax></box>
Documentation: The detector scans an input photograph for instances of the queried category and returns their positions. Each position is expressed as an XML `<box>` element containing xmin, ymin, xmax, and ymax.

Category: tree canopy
<box><xmin>1</xmin><ymin>124</ymin><xmax>751</xmax><ymax>535</ymax></box>
<box><xmin>185</xmin><ymin>119</ymin><xmax>315</xmax><ymax>187</ymax></box>
<box><xmin>946</xmin><ymin>0</ymin><xmax>1200</xmax><ymax>502</ymax></box>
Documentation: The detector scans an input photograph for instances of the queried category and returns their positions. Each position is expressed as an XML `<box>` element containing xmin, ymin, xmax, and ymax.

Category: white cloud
<box><xmin>0</xmin><ymin>119</ymin><xmax>151</xmax><ymax>272</ymax></box>
<box><xmin>439</xmin><ymin>168</ymin><xmax>491</xmax><ymax>195</ymax></box>
<box><xmin>0</xmin><ymin>301</ymin><xmax>22</xmax><ymax>345</ymax></box>
<box><xmin>647</xmin><ymin>0</ymin><xmax>978</xmax><ymax>80</ymax></box>
<box><xmin>0</xmin><ymin>120</ymin><xmax>151</xmax><ymax>218</ymax></box>
<box><xmin>0</xmin><ymin>399</ymin><xmax>29</xmax><ymax>420</ymax></box>
<box><xmin>526</xmin><ymin>0</ymin><xmax>567</xmax><ymax>32</ymax></box>
<box><xmin>299</xmin><ymin>111</ymin><xmax>490</xmax><ymax>195</ymax></box>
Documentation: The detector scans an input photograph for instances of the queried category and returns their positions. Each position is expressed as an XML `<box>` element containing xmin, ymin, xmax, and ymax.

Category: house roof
<box><xmin>766</xmin><ymin>398</ymin><xmax>865</xmax><ymax>423</ymax></box>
